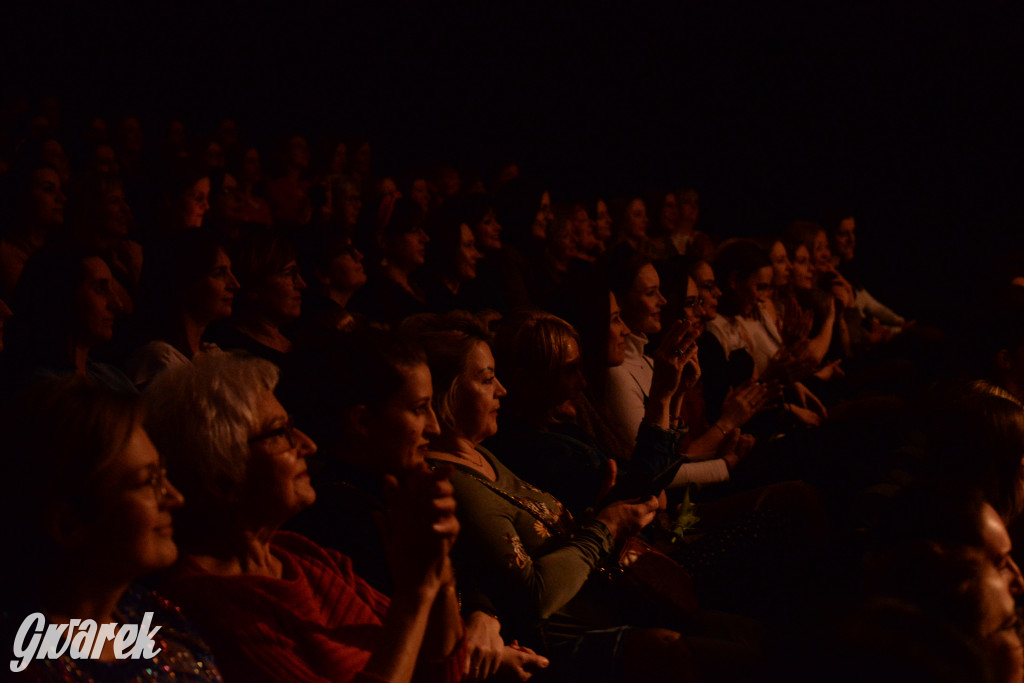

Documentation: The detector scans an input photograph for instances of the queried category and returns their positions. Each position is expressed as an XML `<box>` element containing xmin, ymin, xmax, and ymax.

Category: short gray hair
<box><xmin>145</xmin><ymin>351</ymin><xmax>279</xmax><ymax>517</ymax></box>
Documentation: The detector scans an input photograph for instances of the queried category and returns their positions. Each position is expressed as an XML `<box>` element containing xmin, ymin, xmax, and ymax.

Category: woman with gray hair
<box><xmin>145</xmin><ymin>351</ymin><xmax>467</xmax><ymax>683</ymax></box>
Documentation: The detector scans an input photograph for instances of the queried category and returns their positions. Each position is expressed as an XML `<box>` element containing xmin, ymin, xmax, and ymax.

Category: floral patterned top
<box><xmin>431</xmin><ymin>448</ymin><xmax>616</xmax><ymax>649</ymax></box>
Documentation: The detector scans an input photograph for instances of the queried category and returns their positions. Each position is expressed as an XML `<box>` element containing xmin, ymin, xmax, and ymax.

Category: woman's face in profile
<box><xmin>78</xmin><ymin>422</ymin><xmax>184</xmax><ymax>580</ymax></box>
<box><xmin>256</xmin><ymin>259</ymin><xmax>306</xmax><ymax>322</ymax></box>
<box><xmin>975</xmin><ymin>562</ymin><xmax>1024</xmax><ymax>683</ymax></box>
<box><xmin>770</xmin><ymin>241</ymin><xmax>792</xmax><ymax>288</ymax></box>
<box><xmin>812</xmin><ymin>230</ymin><xmax>832</xmax><ymax>270</ymax></box>
<box><xmin>74</xmin><ymin>257</ymin><xmax>122</xmax><ymax>346</ymax></box>
<box><xmin>608</xmin><ymin>292</ymin><xmax>630</xmax><ymax>366</ymax></box>
<box><xmin>791</xmin><ymin>245</ymin><xmax>814</xmax><ymax>289</ymax></box>
<box><xmin>473</xmin><ymin>210</ymin><xmax>503</xmax><ymax>252</ymax></box>
<box><xmin>453</xmin><ymin>343</ymin><xmax>507</xmax><ymax>444</ymax></box>
<box><xmin>625</xmin><ymin>199</ymin><xmax>649</xmax><ymax>239</ymax></box>
<box><xmin>182</xmin><ymin>177</ymin><xmax>210</xmax><ymax>229</ymax></box>
<box><xmin>362</xmin><ymin>363</ymin><xmax>439</xmax><ymax>474</ymax></box>
<box><xmin>455</xmin><ymin>224</ymin><xmax>483</xmax><ymax>281</ymax></box>
<box><xmin>594</xmin><ymin>200</ymin><xmax>612</xmax><ymax>243</ymax></box>
<box><xmin>188</xmin><ymin>248</ymin><xmax>239</xmax><ymax>323</ymax></box>
<box><xmin>623</xmin><ymin>264</ymin><xmax>666</xmax><ymax>336</ymax></box>
<box><xmin>29</xmin><ymin>167</ymin><xmax>65</xmax><ymax>227</ymax></box>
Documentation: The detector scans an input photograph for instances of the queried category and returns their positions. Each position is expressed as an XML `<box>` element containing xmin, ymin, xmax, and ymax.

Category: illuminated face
<box><xmin>746</xmin><ymin>265</ymin><xmax>775</xmax><ymax>307</ymax></box>
<box><xmin>242</xmin><ymin>391</ymin><xmax>317</xmax><ymax>526</ymax></box>
<box><xmin>362</xmin><ymin>363</ymin><xmax>440</xmax><ymax>474</ymax></box>
<box><xmin>188</xmin><ymin>248</ymin><xmax>239</xmax><ymax>324</ymax></box>
<box><xmin>182</xmin><ymin>177</ymin><xmax>210</xmax><ymax>229</ymax></box>
<box><xmin>624</xmin><ymin>199</ymin><xmax>649</xmax><ymax>240</ymax></box>
<box><xmin>453</xmin><ymin>343</ymin><xmax>507</xmax><ymax>444</ymax></box>
<box><xmin>474</xmin><ymin>210</ymin><xmax>503</xmax><ymax>251</ymax></box>
<box><xmin>83</xmin><ymin>422</ymin><xmax>184</xmax><ymax>579</ymax></box>
<box><xmin>608</xmin><ymin>291</ymin><xmax>630</xmax><ymax>366</ymax></box>
<box><xmin>390</xmin><ymin>226</ymin><xmax>429</xmax><ymax>269</ymax></box>
<box><xmin>455</xmin><ymin>224</ymin><xmax>483</xmax><ymax>281</ymax></box>
<box><xmin>770</xmin><ymin>240</ymin><xmax>792</xmax><ymax>287</ymax></box>
<box><xmin>256</xmin><ymin>259</ymin><xmax>306</xmax><ymax>322</ymax></box>
<box><xmin>74</xmin><ymin>257</ymin><xmax>122</xmax><ymax>346</ymax></box>
<box><xmin>976</xmin><ymin>562</ymin><xmax>1024</xmax><ymax>683</ymax></box>
<box><xmin>325</xmin><ymin>240</ymin><xmax>366</xmax><ymax>292</ymax></box>
<box><xmin>217</xmin><ymin>173</ymin><xmax>246</xmax><ymax>222</ymax></box>
<box><xmin>662</xmin><ymin>193</ymin><xmax>680</xmax><ymax>227</ymax></box>
<box><xmin>812</xmin><ymin>230</ymin><xmax>832</xmax><ymax>270</ymax></box>
<box><xmin>623</xmin><ymin>263</ymin><xmax>666</xmax><ymax>335</ymax></box>
<box><xmin>532</xmin><ymin>191</ymin><xmax>553</xmax><ymax>239</ymax></box>
<box><xmin>791</xmin><ymin>245</ymin><xmax>814</xmax><ymax>289</ymax></box>
<box><xmin>29</xmin><ymin>167</ymin><xmax>65</xmax><ymax>227</ymax></box>
<box><xmin>979</xmin><ymin>502</ymin><xmax>1024</xmax><ymax>596</ymax></box>
<box><xmin>681</xmin><ymin>277</ymin><xmax>704</xmax><ymax>330</ymax></box>
<box><xmin>411</xmin><ymin>178</ymin><xmax>430</xmax><ymax>213</ymax></box>
<box><xmin>572</xmin><ymin>206</ymin><xmax>598</xmax><ymax>253</ymax></box>
<box><xmin>835</xmin><ymin>217</ymin><xmax>856</xmax><ymax>262</ymax></box>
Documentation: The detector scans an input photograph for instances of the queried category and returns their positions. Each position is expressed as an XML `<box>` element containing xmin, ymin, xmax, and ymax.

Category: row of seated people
<box><xmin>2</xmin><ymin>104</ymin><xmax>1024</xmax><ymax>681</ymax></box>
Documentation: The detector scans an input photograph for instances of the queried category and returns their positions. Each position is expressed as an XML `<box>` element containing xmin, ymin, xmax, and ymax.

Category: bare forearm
<box><xmin>362</xmin><ymin>586</ymin><xmax>439</xmax><ymax>683</ymax></box>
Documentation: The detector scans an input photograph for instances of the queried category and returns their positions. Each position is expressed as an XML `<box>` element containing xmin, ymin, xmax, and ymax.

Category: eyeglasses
<box><xmin>682</xmin><ymin>296</ymin><xmax>706</xmax><ymax>309</ymax></box>
<box><xmin>147</xmin><ymin>466</ymin><xmax>169</xmax><ymax>499</ymax></box>
<box><xmin>248</xmin><ymin>415</ymin><xmax>298</xmax><ymax>451</ymax></box>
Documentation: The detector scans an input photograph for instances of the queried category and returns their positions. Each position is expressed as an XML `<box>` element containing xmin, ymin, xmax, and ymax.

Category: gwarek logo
<box><xmin>10</xmin><ymin>612</ymin><xmax>162</xmax><ymax>673</ymax></box>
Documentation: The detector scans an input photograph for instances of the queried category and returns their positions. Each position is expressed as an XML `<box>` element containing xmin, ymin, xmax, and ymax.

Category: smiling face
<box><xmin>622</xmin><ymin>263</ymin><xmax>666</xmax><ymax>335</ymax></box>
<box><xmin>75</xmin><ymin>257</ymin><xmax>122</xmax><ymax>347</ymax></box>
<box><xmin>241</xmin><ymin>390</ymin><xmax>317</xmax><ymax>526</ymax></box>
<box><xmin>324</xmin><ymin>240</ymin><xmax>366</xmax><ymax>293</ymax></box>
<box><xmin>595</xmin><ymin>200</ymin><xmax>612</xmax><ymax>243</ymax></box>
<box><xmin>681</xmin><ymin>277</ymin><xmax>705</xmax><ymax>331</ymax></box>
<box><xmin>608</xmin><ymin>291</ymin><xmax>630</xmax><ymax>366</ymax></box>
<box><xmin>791</xmin><ymin>245</ymin><xmax>814</xmax><ymax>289</ymax></box>
<box><xmin>388</xmin><ymin>226</ymin><xmax>429</xmax><ymax>270</ymax></box>
<box><xmin>363</xmin><ymin>363</ymin><xmax>440</xmax><ymax>474</ymax></box>
<box><xmin>453</xmin><ymin>342</ymin><xmax>507</xmax><ymax>444</ymax></box>
<box><xmin>738</xmin><ymin>265</ymin><xmax>775</xmax><ymax>309</ymax></box>
<box><xmin>83</xmin><ymin>421</ymin><xmax>184</xmax><ymax>579</ymax></box>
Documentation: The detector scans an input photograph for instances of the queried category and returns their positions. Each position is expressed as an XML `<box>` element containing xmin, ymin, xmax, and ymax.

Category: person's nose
<box><xmin>162</xmin><ymin>478</ymin><xmax>186</xmax><ymax>509</ymax></box>
<box><xmin>296</xmin><ymin>274</ymin><xmax>308</xmax><ymax>291</ymax></box>
<box><xmin>227</xmin><ymin>270</ymin><xmax>241</xmax><ymax>292</ymax></box>
<box><xmin>354</xmin><ymin>249</ymin><xmax>364</xmax><ymax>263</ymax></box>
<box><xmin>495</xmin><ymin>377</ymin><xmax>508</xmax><ymax>399</ymax></box>
<box><xmin>424</xmin><ymin>403</ymin><xmax>441</xmax><ymax>437</ymax></box>
<box><xmin>294</xmin><ymin>428</ymin><xmax>318</xmax><ymax>457</ymax></box>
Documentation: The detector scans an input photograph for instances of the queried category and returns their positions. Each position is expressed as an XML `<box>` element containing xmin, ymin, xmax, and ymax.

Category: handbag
<box><xmin>606</xmin><ymin>536</ymin><xmax>701</xmax><ymax>621</ymax></box>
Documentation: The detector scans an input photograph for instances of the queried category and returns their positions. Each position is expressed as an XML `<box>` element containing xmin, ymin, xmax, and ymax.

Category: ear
<box><xmin>43</xmin><ymin>501</ymin><xmax>89</xmax><ymax>551</ymax></box>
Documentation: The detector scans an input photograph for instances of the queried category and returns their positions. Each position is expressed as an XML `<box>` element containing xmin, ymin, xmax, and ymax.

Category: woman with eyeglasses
<box><xmin>146</xmin><ymin>350</ymin><xmax>467</xmax><ymax>683</ymax></box>
<box><xmin>0</xmin><ymin>375</ymin><xmax>222</xmax><ymax>681</ymax></box>
<box><xmin>209</xmin><ymin>229</ymin><xmax>306</xmax><ymax>367</ymax></box>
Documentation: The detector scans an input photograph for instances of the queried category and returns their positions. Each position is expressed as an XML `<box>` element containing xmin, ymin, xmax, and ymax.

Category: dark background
<box><xmin>3</xmin><ymin>2</ymin><xmax>1022</xmax><ymax>320</ymax></box>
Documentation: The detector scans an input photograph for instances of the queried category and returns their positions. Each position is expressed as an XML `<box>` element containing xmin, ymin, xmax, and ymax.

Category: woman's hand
<box><xmin>378</xmin><ymin>462</ymin><xmax>460</xmax><ymax>598</ymax></box>
<box><xmin>718</xmin><ymin>379</ymin><xmax>773</xmax><ymax>431</ymax></box>
<box><xmin>717</xmin><ymin>428</ymin><xmax>756</xmax><ymax>471</ymax></box>
<box><xmin>464</xmin><ymin>611</ymin><xmax>504</xmax><ymax>680</ymax></box>
<box><xmin>497</xmin><ymin>642</ymin><xmax>549</xmax><ymax>681</ymax></box>
<box><xmin>649</xmin><ymin>320</ymin><xmax>700</xmax><ymax>402</ymax></box>
<box><xmin>812</xmin><ymin>359</ymin><xmax>844</xmax><ymax>383</ymax></box>
<box><xmin>596</xmin><ymin>495</ymin><xmax>660</xmax><ymax>543</ymax></box>
<box><xmin>792</xmin><ymin>381</ymin><xmax>827</xmax><ymax>420</ymax></box>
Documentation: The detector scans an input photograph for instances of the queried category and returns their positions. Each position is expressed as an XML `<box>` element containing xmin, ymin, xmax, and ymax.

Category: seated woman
<box><xmin>283</xmin><ymin>326</ymin><xmax>549</xmax><ymax>681</ymax></box>
<box><xmin>0</xmin><ymin>375</ymin><xmax>221</xmax><ymax>681</ymax></box>
<box><xmin>349</xmin><ymin>194</ymin><xmax>430</xmax><ymax>327</ymax></box>
<box><xmin>153</xmin><ymin>159</ymin><xmax>211</xmax><ymax>234</ymax></box>
<box><xmin>404</xmin><ymin>311</ymin><xmax>759</xmax><ymax>683</ymax></box>
<box><xmin>209</xmin><ymin>229</ymin><xmax>306</xmax><ymax>367</ymax></box>
<box><xmin>128</xmin><ymin>230</ymin><xmax>240</xmax><ymax>388</ymax></box>
<box><xmin>68</xmin><ymin>170</ymin><xmax>142</xmax><ymax>315</ymax></box>
<box><xmin>295</xmin><ymin>229</ymin><xmax>366</xmax><ymax>336</ymax></box>
<box><xmin>2</xmin><ymin>246</ymin><xmax>134</xmax><ymax>393</ymax></box>
<box><xmin>864</xmin><ymin>544</ymin><xmax>1023</xmax><ymax>683</ymax></box>
<box><xmin>420</xmin><ymin>201</ymin><xmax>484</xmax><ymax>314</ymax></box>
<box><xmin>144</xmin><ymin>351</ymin><xmax>467</xmax><ymax>683</ymax></box>
<box><xmin>0</xmin><ymin>156</ymin><xmax>66</xmax><ymax>299</ymax></box>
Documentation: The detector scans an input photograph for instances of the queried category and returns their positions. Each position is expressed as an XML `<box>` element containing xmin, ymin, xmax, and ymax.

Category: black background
<box><xmin>3</xmin><ymin>2</ymin><xmax>1023</xmax><ymax>320</ymax></box>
